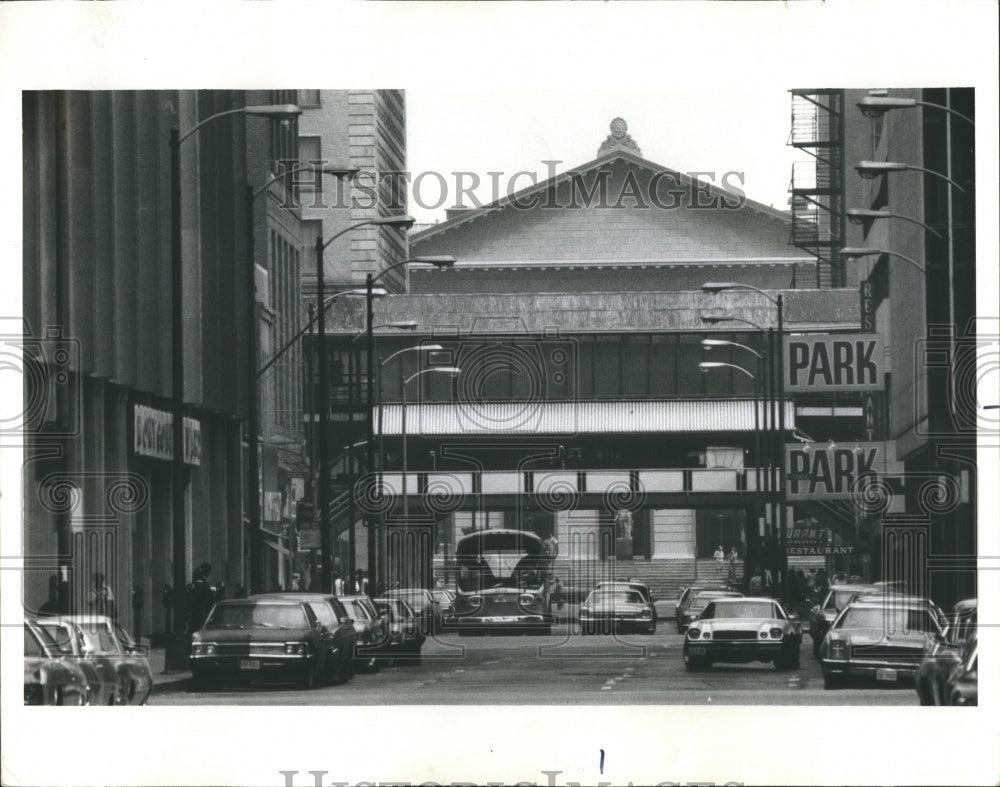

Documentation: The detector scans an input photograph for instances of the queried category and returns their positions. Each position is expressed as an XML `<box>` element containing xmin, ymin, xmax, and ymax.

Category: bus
<box><xmin>452</xmin><ymin>529</ymin><xmax>554</xmax><ymax>636</ymax></box>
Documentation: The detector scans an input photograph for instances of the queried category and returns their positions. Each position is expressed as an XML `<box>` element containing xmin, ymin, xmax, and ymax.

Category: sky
<box><xmin>406</xmin><ymin>87</ymin><xmax>799</xmax><ymax>224</ymax></box>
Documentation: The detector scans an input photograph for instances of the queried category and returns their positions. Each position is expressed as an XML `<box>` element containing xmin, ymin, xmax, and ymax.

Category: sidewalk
<box><xmin>148</xmin><ymin>646</ymin><xmax>191</xmax><ymax>694</ymax></box>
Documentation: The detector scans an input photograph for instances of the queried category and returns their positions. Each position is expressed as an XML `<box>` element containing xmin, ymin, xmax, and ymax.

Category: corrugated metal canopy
<box><xmin>376</xmin><ymin>400</ymin><xmax>795</xmax><ymax>436</ymax></box>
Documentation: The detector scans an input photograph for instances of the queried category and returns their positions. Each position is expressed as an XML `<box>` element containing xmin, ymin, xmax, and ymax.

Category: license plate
<box><xmin>239</xmin><ymin>659</ymin><xmax>261</xmax><ymax>670</ymax></box>
<box><xmin>876</xmin><ymin>668</ymin><xmax>897</xmax><ymax>682</ymax></box>
<box><xmin>689</xmin><ymin>646</ymin><xmax>706</xmax><ymax>655</ymax></box>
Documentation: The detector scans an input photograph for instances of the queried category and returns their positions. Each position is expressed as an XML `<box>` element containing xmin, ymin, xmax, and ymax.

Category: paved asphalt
<box><xmin>150</xmin><ymin>603</ymin><xmax>918</xmax><ymax>706</ymax></box>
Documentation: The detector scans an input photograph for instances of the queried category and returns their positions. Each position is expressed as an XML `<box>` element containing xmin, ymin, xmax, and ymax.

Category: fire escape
<box><xmin>789</xmin><ymin>90</ymin><xmax>846</xmax><ymax>288</ymax></box>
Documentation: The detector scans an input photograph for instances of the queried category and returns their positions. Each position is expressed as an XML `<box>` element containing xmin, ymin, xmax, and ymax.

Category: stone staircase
<box><xmin>549</xmin><ymin>558</ymin><xmax>743</xmax><ymax>600</ymax></box>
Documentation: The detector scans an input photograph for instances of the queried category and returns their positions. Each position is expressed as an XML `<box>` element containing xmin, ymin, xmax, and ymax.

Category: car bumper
<box><xmin>821</xmin><ymin>658</ymin><xmax>920</xmax><ymax>681</ymax></box>
<box><xmin>190</xmin><ymin>654</ymin><xmax>314</xmax><ymax>679</ymax></box>
<box><xmin>685</xmin><ymin>641</ymin><xmax>789</xmax><ymax>661</ymax></box>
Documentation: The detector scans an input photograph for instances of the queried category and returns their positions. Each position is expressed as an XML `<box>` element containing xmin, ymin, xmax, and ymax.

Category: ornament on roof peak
<box><xmin>598</xmin><ymin>117</ymin><xmax>642</xmax><ymax>157</ymax></box>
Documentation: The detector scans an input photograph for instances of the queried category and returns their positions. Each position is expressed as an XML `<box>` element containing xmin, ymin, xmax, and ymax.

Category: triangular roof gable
<box><xmin>411</xmin><ymin>147</ymin><xmax>792</xmax><ymax>244</ymax></box>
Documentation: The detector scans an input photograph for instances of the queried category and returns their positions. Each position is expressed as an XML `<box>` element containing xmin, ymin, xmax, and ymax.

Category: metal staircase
<box><xmin>789</xmin><ymin>89</ymin><xmax>846</xmax><ymax>288</ymax></box>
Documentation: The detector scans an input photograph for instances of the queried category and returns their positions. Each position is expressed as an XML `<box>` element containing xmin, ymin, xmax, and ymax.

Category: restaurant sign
<box><xmin>133</xmin><ymin>404</ymin><xmax>201</xmax><ymax>466</ymax></box>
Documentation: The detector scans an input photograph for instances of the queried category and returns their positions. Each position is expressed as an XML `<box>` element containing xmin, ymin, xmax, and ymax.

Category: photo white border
<box><xmin>1</xmin><ymin>2</ymin><xmax>998</xmax><ymax>785</ymax></box>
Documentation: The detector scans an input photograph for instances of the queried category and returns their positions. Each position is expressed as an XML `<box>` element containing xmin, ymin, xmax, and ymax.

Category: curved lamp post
<box><xmin>844</xmin><ymin>208</ymin><xmax>943</xmax><ymax>240</ymax></box>
<box><xmin>701</xmin><ymin>281</ymin><xmax>788</xmax><ymax>591</ymax></box>
<box><xmin>246</xmin><ymin>163</ymin><xmax>357</xmax><ymax>594</ymax></box>
<box><xmin>400</xmin><ymin>365</ymin><xmax>461</xmax><ymax>589</ymax></box>
<box><xmin>365</xmin><ymin>255</ymin><xmax>455</xmax><ymax>590</ymax></box>
<box><xmin>168</xmin><ymin>102</ymin><xmax>301</xmax><ymax>655</ymax></box>
<box><xmin>375</xmin><ymin>344</ymin><xmax>445</xmax><ymax>593</ymax></box>
<box><xmin>840</xmin><ymin>247</ymin><xmax>925</xmax><ymax>274</ymax></box>
<box><xmin>855</xmin><ymin>161</ymin><xmax>967</xmax><ymax>195</ymax></box>
<box><xmin>857</xmin><ymin>95</ymin><xmax>975</xmax><ymax>127</ymax></box>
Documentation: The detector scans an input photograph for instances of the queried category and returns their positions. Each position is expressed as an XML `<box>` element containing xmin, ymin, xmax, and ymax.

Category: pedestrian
<box><xmin>88</xmin><ymin>573</ymin><xmax>116</xmax><ymax>619</ymax></box>
<box><xmin>333</xmin><ymin>572</ymin><xmax>344</xmax><ymax>596</ymax></box>
<box><xmin>748</xmin><ymin>569</ymin><xmax>763</xmax><ymax>596</ymax></box>
<box><xmin>188</xmin><ymin>563</ymin><xmax>214</xmax><ymax>633</ymax></box>
<box><xmin>553</xmin><ymin>578</ymin><xmax>565</xmax><ymax>610</ymax></box>
<box><xmin>714</xmin><ymin>545</ymin><xmax>726</xmax><ymax>578</ymax></box>
<box><xmin>727</xmin><ymin>546</ymin><xmax>739</xmax><ymax>579</ymax></box>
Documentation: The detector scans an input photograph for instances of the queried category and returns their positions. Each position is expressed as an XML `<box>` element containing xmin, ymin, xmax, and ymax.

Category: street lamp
<box><xmin>315</xmin><ymin>215</ymin><xmax>416</xmax><ymax>592</ymax></box>
<box><xmin>365</xmin><ymin>254</ymin><xmax>455</xmax><ymax>591</ymax></box>
<box><xmin>374</xmin><ymin>344</ymin><xmax>445</xmax><ymax>593</ymax></box>
<box><xmin>857</xmin><ymin>95</ymin><xmax>975</xmax><ymax>126</ymax></box>
<box><xmin>702</xmin><ymin>281</ymin><xmax>787</xmax><ymax>592</ymax></box>
<box><xmin>246</xmin><ymin>163</ymin><xmax>357</xmax><ymax>594</ymax></box>
<box><xmin>844</xmin><ymin>208</ymin><xmax>943</xmax><ymax>239</ymax></box>
<box><xmin>168</xmin><ymin>101</ymin><xmax>301</xmax><ymax>663</ymax></box>
<box><xmin>840</xmin><ymin>247</ymin><xmax>925</xmax><ymax>273</ymax></box>
<box><xmin>400</xmin><ymin>365</ymin><xmax>461</xmax><ymax>589</ymax></box>
<box><xmin>854</xmin><ymin>161</ymin><xmax>967</xmax><ymax>195</ymax></box>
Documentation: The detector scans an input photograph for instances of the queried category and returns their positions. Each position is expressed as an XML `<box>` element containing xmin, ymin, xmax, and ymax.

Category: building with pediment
<box><xmin>323</xmin><ymin>118</ymin><xmax>866</xmax><ymax>596</ymax></box>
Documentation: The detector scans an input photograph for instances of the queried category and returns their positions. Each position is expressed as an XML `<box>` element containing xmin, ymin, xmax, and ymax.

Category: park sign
<box><xmin>784</xmin><ymin>334</ymin><xmax>884</xmax><ymax>392</ymax></box>
<box><xmin>785</xmin><ymin>441</ymin><xmax>887</xmax><ymax>501</ymax></box>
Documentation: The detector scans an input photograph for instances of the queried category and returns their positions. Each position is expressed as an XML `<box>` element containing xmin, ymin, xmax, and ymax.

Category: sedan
<box><xmin>676</xmin><ymin>590</ymin><xmax>743</xmax><ymax>633</ymax></box>
<box><xmin>338</xmin><ymin>594</ymin><xmax>388</xmax><ymax>672</ymax></box>
<box><xmin>915</xmin><ymin>598</ymin><xmax>977</xmax><ymax>705</ymax></box>
<box><xmin>808</xmin><ymin>584</ymin><xmax>881</xmax><ymax>657</ymax></box>
<box><xmin>580</xmin><ymin>588</ymin><xmax>656</xmax><ymax>635</ymax></box>
<box><xmin>597</xmin><ymin>580</ymin><xmax>657</xmax><ymax>622</ymax></box>
<box><xmin>31</xmin><ymin>616</ymin><xmax>122</xmax><ymax>706</ymax></box>
<box><xmin>24</xmin><ymin>622</ymin><xmax>90</xmax><ymax>706</ymax></box>
<box><xmin>386</xmin><ymin>588</ymin><xmax>442</xmax><ymax>636</ymax></box>
<box><xmin>820</xmin><ymin>596</ymin><xmax>944</xmax><ymax>689</ymax></box>
<box><xmin>373</xmin><ymin>598</ymin><xmax>426</xmax><ymax>665</ymax></box>
<box><xmin>253</xmin><ymin>593</ymin><xmax>358</xmax><ymax>685</ymax></box>
<box><xmin>36</xmin><ymin>615</ymin><xmax>152</xmax><ymax>705</ymax></box>
<box><xmin>190</xmin><ymin>598</ymin><xmax>329</xmax><ymax>689</ymax></box>
<box><xmin>684</xmin><ymin>598</ymin><xmax>802</xmax><ymax>671</ymax></box>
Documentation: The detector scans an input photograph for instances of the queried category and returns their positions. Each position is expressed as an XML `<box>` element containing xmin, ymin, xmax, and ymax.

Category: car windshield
<box><xmin>705</xmin><ymin>601</ymin><xmax>779</xmax><ymax>620</ymax></box>
<box><xmin>76</xmin><ymin>621</ymin><xmax>123</xmax><ymax>653</ymax></box>
<box><xmin>341</xmin><ymin>600</ymin><xmax>371</xmax><ymax>622</ymax></box>
<box><xmin>33</xmin><ymin>622</ymin><xmax>76</xmax><ymax>655</ymax></box>
<box><xmin>836</xmin><ymin>606</ymin><xmax>940</xmax><ymax>634</ymax></box>
<box><xmin>691</xmin><ymin>592</ymin><xmax>738</xmax><ymax>610</ymax></box>
<box><xmin>24</xmin><ymin>626</ymin><xmax>46</xmax><ymax>657</ymax></box>
<box><xmin>205</xmin><ymin>603</ymin><xmax>309</xmax><ymax>630</ymax></box>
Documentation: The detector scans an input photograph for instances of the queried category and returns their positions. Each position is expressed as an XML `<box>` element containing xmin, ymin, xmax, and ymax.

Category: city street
<box><xmin>153</xmin><ymin>623</ymin><xmax>917</xmax><ymax>706</ymax></box>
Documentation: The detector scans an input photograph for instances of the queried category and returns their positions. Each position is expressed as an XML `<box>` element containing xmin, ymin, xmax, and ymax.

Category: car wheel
<box><xmin>298</xmin><ymin>663</ymin><xmax>317</xmax><ymax>690</ymax></box>
<box><xmin>683</xmin><ymin>651</ymin><xmax>709</xmax><ymax>671</ymax></box>
<box><xmin>823</xmin><ymin>672</ymin><xmax>843</xmax><ymax>690</ymax></box>
<box><xmin>327</xmin><ymin>657</ymin><xmax>345</xmax><ymax>686</ymax></box>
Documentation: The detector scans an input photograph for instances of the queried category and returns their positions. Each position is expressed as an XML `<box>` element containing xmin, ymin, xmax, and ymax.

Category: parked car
<box><xmin>943</xmin><ymin>635</ymin><xmax>977</xmax><ymax>706</ymax></box>
<box><xmin>338</xmin><ymin>594</ymin><xmax>388</xmax><ymax>671</ymax></box>
<box><xmin>596</xmin><ymin>580</ymin><xmax>657</xmax><ymax>621</ymax></box>
<box><xmin>683</xmin><ymin>597</ymin><xmax>802</xmax><ymax>671</ymax></box>
<box><xmin>579</xmin><ymin>588</ymin><xmax>656</xmax><ymax>635</ymax></box>
<box><xmin>915</xmin><ymin>598</ymin><xmax>977</xmax><ymax>705</ymax></box>
<box><xmin>23</xmin><ymin>622</ymin><xmax>90</xmax><ymax>706</ymax></box>
<box><xmin>808</xmin><ymin>584</ymin><xmax>882</xmax><ymax>657</ymax></box>
<box><xmin>374</xmin><ymin>597</ymin><xmax>426</xmax><ymax>665</ymax></box>
<box><xmin>386</xmin><ymin>588</ymin><xmax>443</xmax><ymax>636</ymax></box>
<box><xmin>432</xmin><ymin>588</ymin><xmax>456</xmax><ymax>614</ymax></box>
<box><xmin>190</xmin><ymin>598</ymin><xmax>330</xmax><ymax>689</ymax></box>
<box><xmin>31</xmin><ymin>616</ymin><xmax>122</xmax><ymax>706</ymax></box>
<box><xmin>820</xmin><ymin>596</ymin><xmax>944</xmax><ymax>689</ymax></box>
<box><xmin>676</xmin><ymin>589</ymin><xmax>743</xmax><ymax>633</ymax></box>
<box><xmin>35</xmin><ymin>615</ymin><xmax>152</xmax><ymax>705</ymax></box>
<box><xmin>253</xmin><ymin>593</ymin><xmax>358</xmax><ymax>685</ymax></box>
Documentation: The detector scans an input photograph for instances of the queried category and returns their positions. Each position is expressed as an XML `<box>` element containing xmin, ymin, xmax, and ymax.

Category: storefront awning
<box><xmin>375</xmin><ymin>399</ymin><xmax>795</xmax><ymax>436</ymax></box>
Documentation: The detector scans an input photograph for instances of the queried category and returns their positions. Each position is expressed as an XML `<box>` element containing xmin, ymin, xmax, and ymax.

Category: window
<box><xmin>298</xmin><ymin>90</ymin><xmax>321</xmax><ymax>108</ymax></box>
